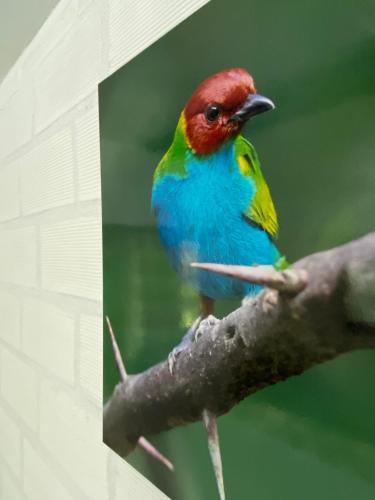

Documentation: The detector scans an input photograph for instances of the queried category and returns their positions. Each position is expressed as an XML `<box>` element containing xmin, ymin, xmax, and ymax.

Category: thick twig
<box><xmin>191</xmin><ymin>263</ymin><xmax>308</xmax><ymax>294</ymax></box>
<box><xmin>105</xmin><ymin>317</ymin><xmax>174</xmax><ymax>471</ymax></box>
<box><xmin>103</xmin><ymin>233</ymin><xmax>375</xmax><ymax>457</ymax></box>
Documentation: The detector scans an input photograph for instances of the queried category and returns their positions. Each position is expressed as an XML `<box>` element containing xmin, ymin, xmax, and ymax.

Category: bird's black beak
<box><xmin>229</xmin><ymin>93</ymin><xmax>275</xmax><ymax>123</ymax></box>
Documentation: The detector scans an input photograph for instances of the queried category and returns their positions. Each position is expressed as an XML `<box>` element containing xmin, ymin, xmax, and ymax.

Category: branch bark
<box><xmin>105</xmin><ymin>316</ymin><xmax>174</xmax><ymax>470</ymax></box>
<box><xmin>103</xmin><ymin>233</ymin><xmax>375</xmax><ymax>457</ymax></box>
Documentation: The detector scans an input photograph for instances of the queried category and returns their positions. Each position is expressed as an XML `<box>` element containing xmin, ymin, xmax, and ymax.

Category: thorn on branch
<box><xmin>191</xmin><ymin>263</ymin><xmax>308</xmax><ymax>295</ymax></box>
<box><xmin>105</xmin><ymin>316</ymin><xmax>174</xmax><ymax>471</ymax></box>
<box><xmin>203</xmin><ymin>409</ymin><xmax>225</xmax><ymax>500</ymax></box>
<box><xmin>137</xmin><ymin>437</ymin><xmax>174</xmax><ymax>472</ymax></box>
<box><xmin>105</xmin><ymin>316</ymin><xmax>127</xmax><ymax>382</ymax></box>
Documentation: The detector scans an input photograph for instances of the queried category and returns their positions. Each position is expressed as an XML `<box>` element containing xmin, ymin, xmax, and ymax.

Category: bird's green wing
<box><xmin>235</xmin><ymin>135</ymin><xmax>279</xmax><ymax>239</ymax></box>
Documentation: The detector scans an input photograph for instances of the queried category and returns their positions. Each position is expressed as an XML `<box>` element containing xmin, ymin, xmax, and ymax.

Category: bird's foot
<box><xmin>168</xmin><ymin>314</ymin><xmax>219</xmax><ymax>374</ymax></box>
<box><xmin>242</xmin><ymin>291</ymin><xmax>278</xmax><ymax>313</ymax></box>
<box><xmin>168</xmin><ymin>315</ymin><xmax>202</xmax><ymax>374</ymax></box>
<box><xmin>167</xmin><ymin>345</ymin><xmax>186</xmax><ymax>375</ymax></box>
<box><xmin>241</xmin><ymin>295</ymin><xmax>256</xmax><ymax>307</ymax></box>
<box><xmin>194</xmin><ymin>314</ymin><xmax>219</xmax><ymax>341</ymax></box>
<box><xmin>262</xmin><ymin>289</ymin><xmax>278</xmax><ymax>312</ymax></box>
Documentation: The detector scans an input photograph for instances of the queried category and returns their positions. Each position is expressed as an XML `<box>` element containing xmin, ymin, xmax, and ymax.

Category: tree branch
<box><xmin>103</xmin><ymin>233</ymin><xmax>375</xmax><ymax>457</ymax></box>
<box><xmin>105</xmin><ymin>316</ymin><xmax>174</xmax><ymax>470</ymax></box>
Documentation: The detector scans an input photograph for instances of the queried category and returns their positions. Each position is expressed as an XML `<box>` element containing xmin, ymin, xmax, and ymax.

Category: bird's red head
<box><xmin>184</xmin><ymin>67</ymin><xmax>274</xmax><ymax>155</ymax></box>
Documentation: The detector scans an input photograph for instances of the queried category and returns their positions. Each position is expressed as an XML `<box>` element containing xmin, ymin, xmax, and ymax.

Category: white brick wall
<box><xmin>23</xmin><ymin>439</ymin><xmax>74</xmax><ymax>500</ymax></box>
<box><xmin>0</xmin><ymin>226</ymin><xmax>37</xmax><ymax>287</ymax></box>
<box><xmin>0</xmin><ymin>0</ymin><xmax>209</xmax><ymax>499</ymax></box>
<box><xmin>22</xmin><ymin>298</ymin><xmax>75</xmax><ymax>384</ymax></box>
<box><xmin>0</xmin><ymin>290</ymin><xmax>21</xmax><ymax>347</ymax></box>
<box><xmin>40</xmin><ymin>216</ymin><xmax>102</xmax><ymax>300</ymax></box>
<box><xmin>0</xmin><ymin>405</ymin><xmax>22</xmax><ymax>477</ymax></box>
<box><xmin>34</xmin><ymin>3</ymin><xmax>104</xmax><ymax>132</ymax></box>
<box><xmin>75</xmin><ymin>105</ymin><xmax>101</xmax><ymax>201</ymax></box>
<box><xmin>20</xmin><ymin>128</ymin><xmax>75</xmax><ymax>215</ymax></box>
<box><xmin>0</xmin><ymin>160</ymin><xmax>21</xmax><ymax>222</ymax></box>
<box><xmin>0</xmin><ymin>348</ymin><xmax>38</xmax><ymax>430</ymax></box>
<box><xmin>39</xmin><ymin>379</ymin><xmax>107</xmax><ymax>499</ymax></box>
<box><xmin>79</xmin><ymin>313</ymin><xmax>102</xmax><ymax>405</ymax></box>
<box><xmin>0</xmin><ymin>72</ymin><xmax>33</xmax><ymax>161</ymax></box>
<box><xmin>0</xmin><ymin>467</ymin><xmax>26</xmax><ymax>500</ymax></box>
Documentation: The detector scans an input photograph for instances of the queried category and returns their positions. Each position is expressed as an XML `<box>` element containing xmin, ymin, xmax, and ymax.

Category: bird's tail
<box><xmin>202</xmin><ymin>409</ymin><xmax>225</xmax><ymax>500</ymax></box>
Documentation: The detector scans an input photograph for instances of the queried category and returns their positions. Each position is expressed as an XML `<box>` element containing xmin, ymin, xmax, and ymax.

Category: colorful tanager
<box><xmin>152</xmin><ymin>67</ymin><xmax>284</xmax><ymax>500</ymax></box>
<box><xmin>152</xmin><ymin>67</ymin><xmax>284</xmax><ymax>360</ymax></box>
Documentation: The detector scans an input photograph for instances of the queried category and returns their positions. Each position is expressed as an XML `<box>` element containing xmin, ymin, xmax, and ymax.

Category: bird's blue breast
<box><xmin>152</xmin><ymin>142</ymin><xmax>279</xmax><ymax>299</ymax></box>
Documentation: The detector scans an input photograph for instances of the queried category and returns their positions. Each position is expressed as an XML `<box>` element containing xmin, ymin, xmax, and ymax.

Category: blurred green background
<box><xmin>100</xmin><ymin>0</ymin><xmax>375</xmax><ymax>498</ymax></box>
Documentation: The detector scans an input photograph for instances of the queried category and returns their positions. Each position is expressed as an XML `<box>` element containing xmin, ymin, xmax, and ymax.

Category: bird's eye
<box><xmin>205</xmin><ymin>104</ymin><xmax>221</xmax><ymax>122</ymax></box>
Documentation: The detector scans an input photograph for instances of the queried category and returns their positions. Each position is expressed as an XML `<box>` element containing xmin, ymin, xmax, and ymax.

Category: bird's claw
<box><xmin>195</xmin><ymin>314</ymin><xmax>219</xmax><ymax>341</ymax></box>
<box><xmin>168</xmin><ymin>347</ymin><xmax>182</xmax><ymax>375</ymax></box>
<box><xmin>168</xmin><ymin>315</ymin><xmax>219</xmax><ymax>374</ymax></box>
<box><xmin>168</xmin><ymin>318</ymin><xmax>200</xmax><ymax>374</ymax></box>
<box><xmin>262</xmin><ymin>290</ymin><xmax>278</xmax><ymax>312</ymax></box>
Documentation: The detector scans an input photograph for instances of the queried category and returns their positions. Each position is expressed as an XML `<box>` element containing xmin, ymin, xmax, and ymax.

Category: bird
<box><xmin>152</xmin><ymin>67</ymin><xmax>285</xmax><ymax>362</ymax></box>
<box><xmin>151</xmin><ymin>67</ymin><xmax>285</xmax><ymax>500</ymax></box>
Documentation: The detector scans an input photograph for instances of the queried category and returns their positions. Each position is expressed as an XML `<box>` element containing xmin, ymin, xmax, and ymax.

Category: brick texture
<box><xmin>0</xmin><ymin>348</ymin><xmax>38</xmax><ymax>430</ymax></box>
<box><xmin>20</xmin><ymin>128</ymin><xmax>75</xmax><ymax>215</ymax></box>
<box><xmin>22</xmin><ymin>298</ymin><xmax>75</xmax><ymax>384</ymax></box>
<box><xmin>41</xmin><ymin>217</ymin><xmax>102</xmax><ymax>300</ymax></box>
<box><xmin>79</xmin><ymin>313</ymin><xmax>102</xmax><ymax>406</ymax></box>
<box><xmin>0</xmin><ymin>160</ymin><xmax>21</xmax><ymax>222</ymax></box>
<box><xmin>24</xmin><ymin>439</ymin><xmax>74</xmax><ymax>500</ymax></box>
<box><xmin>0</xmin><ymin>226</ymin><xmax>37</xmax><ymax>287</ymax></box>
<box><xmin>0</xmin><ymin>0</ymin><xmax>209</xmax><ymax>498</ymax></box>
<box><xmin>0</xmin><ymin>290</ymin><xmax>21</xmax><ymax>348</ymax></box>
<box><xmin>0</xmin><ymin>406</ymin><xmax>22</xmax><ymax>477</ymax></box>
